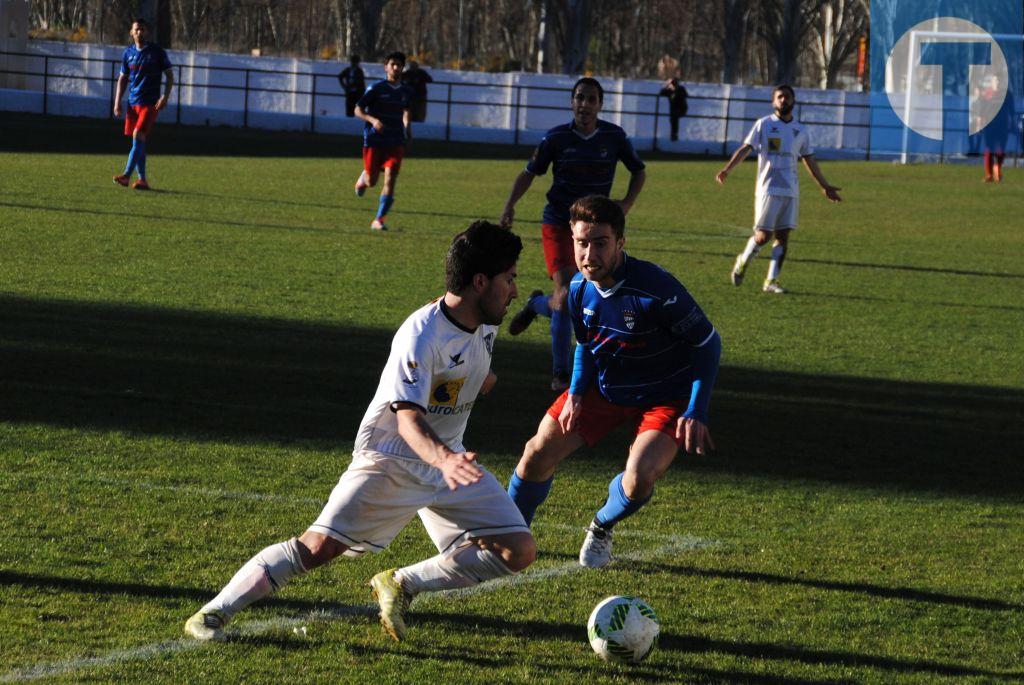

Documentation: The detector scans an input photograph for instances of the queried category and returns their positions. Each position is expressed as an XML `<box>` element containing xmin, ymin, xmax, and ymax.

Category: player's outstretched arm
<box><xmin>801</xmin><ymin>156</ymin><xmax>842</xmax><ymax>202</ymax></box>
<box><xmin>715</xmin><ymin>144</ymin><xmax>752</xmax><ymax>184</ymax></box>
<box><xmin>617</xmin><ymin>168</ymin><xmax>646</xmax><ymax>215</ymax></box>
<box><xmin>501</xmin><ymin>171</ymin><xmax>535</xmax><ymax>228</ymax></box>
<box><xmin>395</xmin><ymin>404</ymin><xmax>483</xmax><ymax>489</ymax></box>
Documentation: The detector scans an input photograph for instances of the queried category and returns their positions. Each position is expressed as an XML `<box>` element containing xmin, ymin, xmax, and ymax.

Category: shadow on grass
<box><xmin>1</xmin><ymin>294</ymin><xmax>1022</xmax><ymax>497</ymax></box>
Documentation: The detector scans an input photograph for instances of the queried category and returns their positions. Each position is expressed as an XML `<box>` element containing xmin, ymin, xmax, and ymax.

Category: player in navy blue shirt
<box><xmin>112</xmin><ymin>19</ymin><xmax>173</xmax><ymax>191</ymax></box>
<box><xmin>508</xmin><ymin>195</ymin><xmax>721</xmax><ymax>568</ymax></box>
<box><xmin>353</xmin><ymin>51</ymin><xmax>414</xmax><ymax>231</ymax></box>
<box><xmin>501</xmin><ymin>78</ymin><xmax>646</xmax><ymax>393</ymax></box>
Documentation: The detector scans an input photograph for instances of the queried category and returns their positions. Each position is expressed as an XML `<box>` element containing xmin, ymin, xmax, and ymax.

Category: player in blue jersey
<box><xmin>112</xmin><ymin>19</ymin><xmax>173</xmax><ymax>191</ymax></box>
<box><xmin>508</xmin><ymin>195</ymin><xmax>721</xmax><ymax>568</ymax></box>
<box><xmin>353</xmin><ymin>51</ymin><xmax>414</xmax><ymax>231</ymax></box>
<box><xmin>500</xmin><ymin>78</ymin><xmax>646</xmax><ymax>392</ymax></box>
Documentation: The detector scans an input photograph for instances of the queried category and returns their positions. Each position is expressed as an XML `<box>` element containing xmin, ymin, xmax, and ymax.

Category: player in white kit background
<box><xmin>185</xmin><ymin>220</ymin><xmax>534</xmax><ymax>643</ymax></box>
<box><xmin>716</xmin><ymin>85</ymin><xmax>842</xmax><ymax>294</ymax></box>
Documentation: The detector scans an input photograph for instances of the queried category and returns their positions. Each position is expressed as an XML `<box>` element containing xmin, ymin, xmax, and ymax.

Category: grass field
<box><xmin>1</xmin><ymin>112</ymin><xmax>1022</xmax><ymax>684</ymax></box>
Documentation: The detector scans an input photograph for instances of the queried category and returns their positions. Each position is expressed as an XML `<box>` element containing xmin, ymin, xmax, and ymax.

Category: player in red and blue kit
<box><xmin>508</xmin><ymin>195</ymin><xmax>720</xmax><ymax>568</ymax></box>
<box><xmin>112</xmin><ymin>19</ymin><xmax>173</xmax><ymax>191</ymax></box>
<box><xmin>353</xmin><ymin>51</ymin><xmax>414</xmax><ymax>231</ymax></box>
<box><xmin>501</xmin><ymin>78</ymin><xmax>646</xmax><ymax>392</ymax></box>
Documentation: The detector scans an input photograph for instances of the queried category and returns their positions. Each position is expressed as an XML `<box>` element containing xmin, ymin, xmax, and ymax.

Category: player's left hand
<box><xmin>676</xmin><ymin>417</ymin><xmax>715</xmax><ymax>455</ymax></box>
<box><xmin>823</xmin><ymin>185</ymin><xmax>842</xmax><ymax>202</ymax></box>
<box><xmin>155</xmin><ymin>95</ymin><xmax>168</xmax><ymax>111</ymax></box>
<box><xmin>715</xmin><ymin>170</ymin><xmax>729</xmax><ymax>185</ymax></box>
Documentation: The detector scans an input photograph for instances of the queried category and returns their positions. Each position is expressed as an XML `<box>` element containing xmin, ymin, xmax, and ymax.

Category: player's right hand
<box><xmin>372</xmin><ymin>119</ymin><xmax>384</xmax><ymax>132</ymax></box>
<box><xmin>113</xmin><ymin>104</ymin><xmax>121</xmax><ymax>117</ymax></box>
<box><xmin>438</xmin><ymin>451</ymin><xmax>483</xmax><ymax>490</ymax></box>
<box><xmin>715</xmin><ymin>170</ymin><xmax>728</xmax><ymax>185</ymax></box>
<box><xmin>500</xmin><ymin>207</ymin><xmax>514</xmax><ymax>228</ymax></box>
<box><xmin>558</xmin><ymin>394</ymin><xmax>583</xmax><ymax>434</ymax></box>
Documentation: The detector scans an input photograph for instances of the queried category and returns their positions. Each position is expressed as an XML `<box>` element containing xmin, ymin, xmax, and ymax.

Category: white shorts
<box><xmin>308</xmin><ymin>450</ymin><xmax>529</xmax><ymax>557</ymax></box>
<box><xmin>754</xmin><ymin>194</ymin><xmax>798</xmax><ymax>232</ymax></box>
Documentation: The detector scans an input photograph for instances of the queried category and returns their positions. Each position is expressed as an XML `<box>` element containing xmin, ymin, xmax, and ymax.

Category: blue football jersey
<box><xmin>357</xmin><ymin>80</ymin><xmax>413</xmax><ymax>148</ymax></box>
<box><xmin>120</xmin><ymin>43</ymin><xmax>172</xmax><ymax>106</ymax></box>
<box><xmin>568</xmin><ymin>253</ymin><xmax>720</xmax><ymax>419</ymax></box>
<box><xmin>526</xmin><ymin>120</ymin><xmax>645</xmax><ymax>227</ymax></box>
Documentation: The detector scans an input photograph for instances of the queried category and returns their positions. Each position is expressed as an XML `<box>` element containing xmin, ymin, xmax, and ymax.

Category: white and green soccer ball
<box><xmin>587</xmin><ymin>595</ymin><xmax>660</xmax><ymax>663</ymax></box>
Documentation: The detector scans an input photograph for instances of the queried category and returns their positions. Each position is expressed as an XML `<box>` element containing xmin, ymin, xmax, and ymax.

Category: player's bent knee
<box><xmin>491</xmin><ymin>534</ymin><xmax>536</xmax><ymax>572</ymax></box>
<box><xmin>297</xmin><ymin>531</ymin><xmax>348</xmax><ymax>568</ymax></box>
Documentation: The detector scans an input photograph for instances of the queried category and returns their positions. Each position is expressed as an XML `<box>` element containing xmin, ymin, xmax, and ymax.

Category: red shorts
<box><xmin>541</xmin><ymin>223</ymin><xmax>577</xmax><ymax>277</ymax></box>
<box><xmin>124</xmin><ymin>105</ymin><xmax>158</xmax><ymax>136</ymax></box>
<box><xmin>363</xmin><ymin>145</ymin><xmax>405</xmax><ymax>177</ymax></box>
<box><xmin>546</xmin><ymin>386</ymin><xmax>687</xmax><ymax>447</ymax></box>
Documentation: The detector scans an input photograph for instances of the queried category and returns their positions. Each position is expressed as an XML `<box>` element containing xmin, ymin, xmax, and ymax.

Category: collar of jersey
<box><xmin>438</xmin><ymin>298</ymin><xmax>476</xmax><ymax>333</ymax></box>
<box><xmin>593</xmin><ymin>253</ymin><xmax>629</xmax><ymax>298</ymax></box>
<box><xmin>570</xmin><ymin>121</ymin><xmax>600</xmax><ymax>141</ymax></box>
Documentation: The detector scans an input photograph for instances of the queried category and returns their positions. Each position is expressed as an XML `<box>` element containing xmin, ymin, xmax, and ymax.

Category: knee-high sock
<box><xmin>984</xmin><ymin>151</ymin><xmax>994</xmax><ymax>178</ymax></box>
<box><xmin>767</xmin><ymin>243</ymin><xmax>787</xmax><ymax>280</ymax></box>
<box><xmin>739</xmin><ymin>236</ymin><xmax>762</xmax><ymax>265</ymax></box>
<box><xmin>550</xmin><ymin>308</ymin><xmax>572</xmax><ymax>376</ymax></box>
<box><xmin>508</xmin><ymin>471</ymin><xmax>553</xmax><ymax>525</ymax></box>
<box><xmin>377</xmin><ymin>194</ymin><xmax>394</xmax><ymax>220</ymax></box>
<box><xmin>124</xmin><ymin>138</ymin><xmax>142</xmax><ymax>177</ymax></box>
<box><xmin>396</xmin><ymin>543</ymin><xmax>516</xmax><ymax>594</ymax></box>
<box><xmin>594</xmin><ymin>472</ymin><xmax>651</xmax><ymax>530</ymax></box>
<box><xmin>530</xmin><ymin>291</ymin><xmax>552</xmax><ymax>318</ymax></box>
<box><xmin>135</xmin><ymin>139</ymin><xmax>147</xmax><ymax>180</ymax></box>
<box><xmin>200</xmin><ymin>538</ymin><xmax>307</xmax><ymax>620</ymax></box>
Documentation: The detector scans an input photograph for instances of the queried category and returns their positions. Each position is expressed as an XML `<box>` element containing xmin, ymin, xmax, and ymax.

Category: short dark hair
<box><xmin>572</xmin><ymin>77</ymin><xmax>604</xmax><ymax>103</ymax></box>
<box><xmin>446</xmin><ymin>221</ymin><xmax>523</xmax><ymax>293</ymax></box>
<box><xmin>384</xmin><ymin>51</ymin><xmax>407</xmax><ymax>67</ymax></box>
<box><xmin>132</xmin><ymin>18</ymin><xmax>149</xmax><ymax>29</ymax></box>
<box><xmin>773</xmin><ymin>84</ymin><xmax>796</xmax><ymax>99</ymax></box>
<box><xmin>349</xmin><ymin>54</ymin><xmax>361</xmax><ymax>63</ymax></box>
<box><xmin>569</xmin><ymin>195</ymin><xmax>625</xmax><ymax>239</ymax></box>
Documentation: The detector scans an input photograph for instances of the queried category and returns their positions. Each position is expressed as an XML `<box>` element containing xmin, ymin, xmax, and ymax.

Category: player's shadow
<box><xmin>1</xmin><ymin>293</ymin><xmax>1022</xmax><ymax>498</ymax></box>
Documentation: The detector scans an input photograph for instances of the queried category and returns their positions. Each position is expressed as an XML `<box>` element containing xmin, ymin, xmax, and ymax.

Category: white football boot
<box><xmin>184</xmin><ymin>610</ymin><xmax>228</xmax><ymax>642</ymax></box>
<box><xmin>579</xmin><ymin>523</ymin><xmax>613</xmax><ymax>568</ymax></box>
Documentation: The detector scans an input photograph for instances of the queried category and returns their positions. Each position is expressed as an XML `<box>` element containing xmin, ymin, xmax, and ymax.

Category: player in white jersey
<box><xmin>716</xmin><ymin>85</ymin><xmax>842</xmax><ymax>294</ymax></box>
<box><xmin>185</xmin><ymin>221</ymin><xmax>534</xmax><ymax>643</ymax></box>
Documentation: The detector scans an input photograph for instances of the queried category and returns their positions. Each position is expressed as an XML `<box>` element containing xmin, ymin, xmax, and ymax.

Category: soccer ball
<box><xmin>587</xmin><ymin>595</ymin><xmax>660</xmax><ymax>663</ymax></box>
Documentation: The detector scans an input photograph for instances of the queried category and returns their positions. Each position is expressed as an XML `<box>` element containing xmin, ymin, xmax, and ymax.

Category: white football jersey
<box><xmin>353</xmin><ymin>298</ymin><xmax>496</xmax><ymax>461</ymax></box>
<box><xmin>743</xmin><ymin>114</ymin><xmax>814</xmax><ymax>198</ymax></box>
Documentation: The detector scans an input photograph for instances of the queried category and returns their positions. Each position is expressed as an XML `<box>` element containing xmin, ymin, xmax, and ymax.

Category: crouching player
<box><xmin>508</xmin><ymin>195</ymin><xmax>721</xmax><ymax>567</ymax></box>
<box><xmin>186</xmin><ymin>220</ymin><xmax>535</xmax><ymax>642</ymax></box>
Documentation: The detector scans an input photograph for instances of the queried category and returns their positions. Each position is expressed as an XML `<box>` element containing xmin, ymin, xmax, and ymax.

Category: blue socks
<box><xmin>594</xmin><ymin>472</ymin><xmax>651</xmax><ymax>530</ymax></box>
<box><xmin>508</xmin><ymin>472</ymin><xmax>553</xmax><ymax>526</ymax></box>
<box><xmin>550</xmin><ymin>307</ymin><xmax>572</xmax><ymax>377</ymax></box>
<box><xmin>124</xmin><ymin>138</ymin><xmax>145</xmax><ymax>177</ymax></box>
<box><xmin>377</xmin><ymin>194</ymin><xmax>394</xmax><ymax>220</ymax></box>
<box><xmin>135</xmin><ymin>139</ymin><xmax>147</xmax><ymax>180</ymax></box>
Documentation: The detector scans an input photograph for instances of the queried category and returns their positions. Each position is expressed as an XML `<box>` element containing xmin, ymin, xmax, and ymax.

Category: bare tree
<box><xmin>808</xmin><ymin>0</ymin><xmax>867</xmax><ymax>88</ymax></box>
<box><xmin>760</xmin><ymin>0</ymin><xmax>823</xmax><ymax>84</ymax></box>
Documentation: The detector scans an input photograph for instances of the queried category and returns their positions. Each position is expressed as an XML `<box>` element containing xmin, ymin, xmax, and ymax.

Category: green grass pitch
<box><xmin>1</xmin><ymin>112</ymin><xmax>1022</xmax><ymax>683</ymax></box>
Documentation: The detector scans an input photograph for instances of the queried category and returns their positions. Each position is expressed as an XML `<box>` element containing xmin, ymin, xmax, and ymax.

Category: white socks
<box><xmin>202</xmin><ymin>538</ymin><xmax>307</xmax><ymax>619</ymax></box>
<box><xmin>767</xmin><ymin>243</ymin><xmax>786</xmax><ymax>280</ymax></box>
<box><xmin>395</xmin><ymin>543</ymin><xmax>516</xmax><ymax>595</ymax></box>
<box><xmin>739</xmin><ymin>236</ymin><xmax>762</xmax><ymax>266</ymax></box>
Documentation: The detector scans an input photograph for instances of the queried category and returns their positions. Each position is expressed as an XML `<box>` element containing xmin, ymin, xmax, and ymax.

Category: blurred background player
<box><xmin>508</xmin><ymin>196</ymin><xmax>720</xmax><ymax>568</ymax></box>
<box><xmin>979</xmin><ymin>74</ymin><xmax>1016</xmax><ymax>183</ymax></box>
<box><xmin>716</xmin><ymin>84</ymin><xmax>841</xmax><ymax>294</ymax></box>
<box><xmin>354</xmin><ymin>51</ymin><xmax>413</xmax><ymax>231</ymax></box>
<box><xmin>659</xmin><ymin>69</ymin><xmax>689</xmax><ymax>142</ymax></box>
<box><xmin>402</xmin><ymin>60</ymin><xmax>433</xmax><ymax>123</ymax></box>
<box><xmin>500</xmin><ymin>78</ymin><xmax>646</xmax><ymax>392</ymax></box>
<box><xmin>185</xmin><ymin>220</ymin><xmax>534</xmax><ymax>643</ymax></box>
<box><xmin>337</xmin><ymin>53</ymin><xmax>366</xmax><ymax>118</ymax></box>
<box><xmin>112</xmin><ymin>18</ymin><xmax>173</xmax><ymax>191</ymax></box>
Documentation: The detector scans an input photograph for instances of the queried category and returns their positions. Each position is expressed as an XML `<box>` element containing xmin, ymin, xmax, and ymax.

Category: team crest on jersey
<box><xmin>622</xmin><ymin>310</ymin><xmax>635</xmax><ymax>330</ymax></box>
<box><xmin>768</xmin><ymin>137</ymin><xmax>781</xmax><ymax>153</ymax></box>
<box><xmin>483</xmin><ymin>332</ymin><xmax>494</xmax><ymax>355</ymax></box>
<box><xmin>599</xmin><ymin>146</ymin><xmax>608</xmax><ymax>158</ymax></box>
<box><xmin>431</xmin><ymin>378</ymin><xmax>466</xmax><ymax>407</ymax></box>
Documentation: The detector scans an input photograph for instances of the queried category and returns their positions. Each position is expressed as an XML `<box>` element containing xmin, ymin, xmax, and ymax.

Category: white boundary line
<box><xmin>2</xmin><ymin>475</ymin><xmax>720</xmax><ymax>679</ymax></box>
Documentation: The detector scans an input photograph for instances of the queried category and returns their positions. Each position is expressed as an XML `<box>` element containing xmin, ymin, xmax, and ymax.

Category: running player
<box><xmin>716</xmin><ymin>85</ymin><xmax>842</xmax><ymax>293</ymax></box>
<box><xmin>185</xmin><ymin>221</ymin><xmax>535</xmax><ymax>642</ymax></box>
<box><xmin>508</xmin><ymin>195</ymin><xmax>721</xmax><ymax>568</ymax></box>
<box><xmin>112</xmin><ymin>18</ymin><xmax>173</xmax><ymax>191</ymax></box>
<box><xmin>500</xmin><ymin>77</ymin><xmax>646</xmax><ymax>392</ymax></box>
<box><xmin>354</xmin><ymin>51</ymin><xmax>414</xmax><ymax>231</ymax></box>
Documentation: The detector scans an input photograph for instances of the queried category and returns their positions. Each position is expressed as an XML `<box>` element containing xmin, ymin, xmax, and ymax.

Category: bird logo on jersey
<box><xmin>623</xmin><ymin>310</ymin><xmax>635</xmax><ymax>330</ymax></box>
<box><xmin>402</xmin><ymin>360</ymin><xmax>420</xmax><ymax>385</ymax></box>
<box><xmin>599</xmin><ymin>146</ymin><xmax>608</xmax><ymax>158</ymax></box>
<box><xmin>483</xmin><ymin>332</ymin><xmax>494</xmax><ymax>355</ymax></box>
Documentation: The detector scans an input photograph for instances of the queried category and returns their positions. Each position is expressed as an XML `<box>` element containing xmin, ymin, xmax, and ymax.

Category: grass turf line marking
<box><xmin>0</xmin><ymin>535</ymin><xmax>717</xmax><ymax>682</ymax></box>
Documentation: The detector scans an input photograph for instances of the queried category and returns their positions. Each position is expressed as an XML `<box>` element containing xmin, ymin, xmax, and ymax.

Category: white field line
<box><xmin>1</xmin><ymin>518</ymin><xmax>718</xmax><ymax>683</ymax></box>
